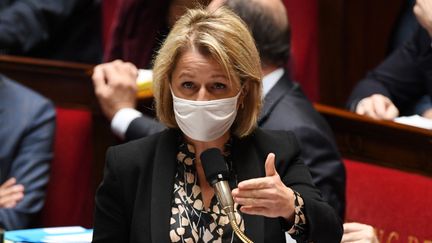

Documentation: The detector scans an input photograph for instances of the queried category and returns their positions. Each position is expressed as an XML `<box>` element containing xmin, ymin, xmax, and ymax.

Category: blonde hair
<box><xmin>152</xmin><ymin>7</ymin><xmax>262</xmax><ymax>138</ymax></box>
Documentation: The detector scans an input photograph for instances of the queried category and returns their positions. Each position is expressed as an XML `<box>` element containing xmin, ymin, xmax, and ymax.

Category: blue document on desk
<box><xmin>4</xmin><ymin>226</ymin><xmax>93</xmax><ymax>243</ymax></box>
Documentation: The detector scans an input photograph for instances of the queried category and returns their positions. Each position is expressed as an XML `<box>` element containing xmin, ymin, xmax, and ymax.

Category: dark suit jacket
<box><xmin>0</xmin><ymin>75</ymin><xmax>55</xmax><ymax>229</ymax></box>
<box><xmin>125</xmin><ymin>71</ymin><xmax>346</xmax><ymax>219</ymax></box>
<box><xmin>93</xmin><ymin>128</ymin><xmax>343</xmax><ymax>243</ymax></box>
<box><xmin>347</xmin><ymin>25</ymin><xmax>432</xmax><ymax>114</ymax></box>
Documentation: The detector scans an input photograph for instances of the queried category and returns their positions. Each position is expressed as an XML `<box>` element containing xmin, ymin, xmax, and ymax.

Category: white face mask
<box><xmin>172</xmin><ymin>91</ymin><xmax>241</xmax><ymax>142</ymax></box>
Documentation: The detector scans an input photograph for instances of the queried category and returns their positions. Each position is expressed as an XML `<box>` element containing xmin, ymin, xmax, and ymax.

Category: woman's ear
<box><xmin>238</xmin><ymin>82</ymin><xmax>249</xmax><ymax>109</ymax></box>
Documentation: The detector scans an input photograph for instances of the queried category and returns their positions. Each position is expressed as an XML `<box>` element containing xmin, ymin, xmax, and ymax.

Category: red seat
<box><xmin>39</xmin><ymin>108</ymin><xmax>94</xmax><ymax>228</ymax></box>
<box><xmin>344</xmin><ymin>159</ymin><xmax>432</xmax><ymax>242</ymax></box>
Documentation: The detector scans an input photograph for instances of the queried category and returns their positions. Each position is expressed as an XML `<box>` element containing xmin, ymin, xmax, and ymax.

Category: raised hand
<box><xmin>232</xmin><ymin>153</ymin><xmax>295</xmax><ymax>221</ymax></box>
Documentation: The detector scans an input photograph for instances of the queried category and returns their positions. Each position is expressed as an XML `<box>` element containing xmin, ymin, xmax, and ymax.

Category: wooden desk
<box><xmin>315</xmin><ymin>103</ymin><xmax>432</xmax><ymax>177</ymax></box>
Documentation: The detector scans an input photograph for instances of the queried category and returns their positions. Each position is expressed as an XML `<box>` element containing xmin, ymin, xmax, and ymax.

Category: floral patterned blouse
<box><xmin>169</xmin><ymin>141</ymin><xmax>244</xmax><ymax>243</ymax></box>
<box><xmin>169</xmin><ymin>140</ymin><xmax>307</xmax><ymax>243</ymax></box>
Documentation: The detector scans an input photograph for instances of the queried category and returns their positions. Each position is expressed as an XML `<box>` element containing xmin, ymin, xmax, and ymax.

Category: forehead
<box><xmin>173</xmin><ymin>49</ymin><xmax>226</xmax><ymax>76</ymax></box>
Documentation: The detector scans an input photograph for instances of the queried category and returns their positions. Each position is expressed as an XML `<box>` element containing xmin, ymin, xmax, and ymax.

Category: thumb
<box><xmin>265</xmin><ymin>153</ymin><xmax>277</xmax><ymax>177</ymax></box>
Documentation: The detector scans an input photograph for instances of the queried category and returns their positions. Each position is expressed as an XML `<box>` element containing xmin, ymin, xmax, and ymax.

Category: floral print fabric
<box><xmin>169</xmin><ymin>142</ymin><xmax>244</xmax><ymax>243</ymax></box>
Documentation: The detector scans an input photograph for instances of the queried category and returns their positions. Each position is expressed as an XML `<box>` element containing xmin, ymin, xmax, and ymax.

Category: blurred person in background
<box><xmin>0</xmin><ymin>73</ymin><xmax>55</xmax><ymax>229</ymax></box>
<box><xmin>347</xmin><ymin>0</ymin><xmax>432</xmax><ymax>120</ymax></box>
<box><xmin>0</xmin><ymin>0</ymin><xmax>101</xmax><ymax>63</ymax></box>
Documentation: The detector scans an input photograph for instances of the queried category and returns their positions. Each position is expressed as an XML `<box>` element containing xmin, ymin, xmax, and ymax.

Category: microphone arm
<box><xmin>200</xmin><ymin>148</ymin><xmax>253</xmax><ymax>243</ymax></box>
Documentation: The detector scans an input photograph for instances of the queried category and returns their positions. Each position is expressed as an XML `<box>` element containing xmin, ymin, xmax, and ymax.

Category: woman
<box><xmin>93</xmin><ymin>7</ymin><xmax>342</xmax><ymax>243</ymax></box>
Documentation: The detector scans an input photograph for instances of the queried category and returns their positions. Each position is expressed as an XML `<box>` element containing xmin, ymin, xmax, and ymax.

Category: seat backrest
<box><xmin>344</xmin><ymin>159</ymin><xmax>432</xmax><ymax>242</ymax></box>
<box><xmin>283</xmin><ymin>0</ymin><xmax>319</xmax><ymax>102</ymax></box>
<box><xmin>39</xmin><ymin>108</ymin><xmax>94</xmax><ymax>228</ymax></box>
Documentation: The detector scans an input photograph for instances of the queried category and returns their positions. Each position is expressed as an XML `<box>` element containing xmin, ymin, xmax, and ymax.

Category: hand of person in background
<box><xmin>341</xmin><ymin>222</ymin><xmax>379</xmax><ymax>243</ymax></box>
<box><xmin>232</xmin><ymin>153</ymin><xmax>295</xmax><ymax>221</ymax></box>
<box><xmin>414</xmin><ymin>0</ymin><xmax>432</xmax><ymax>37</ymax></box>
<box><xmin>355</xmin><ymin>94</ymin><xmax>399</xmax><ymax>120</ymax></box>
<box><xmin>422</xmin><ymin>108</ymin><xmax>432</xmax><ymax>119</ymax></box>
<box><xmin>92</xmin><ymin>60</ymin><xmax>139</xmax><ymax>121</ymax></box>
<box><xmin>0</xmin><ymin>178</ymin><xmax>25</xmax><ymax>208</ymax></box>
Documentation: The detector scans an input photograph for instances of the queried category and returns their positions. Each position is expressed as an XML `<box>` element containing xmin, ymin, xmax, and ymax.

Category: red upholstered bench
<box><xmin>39</xmin><ymin>108</ymin><xmax>94</xmax><ymax>228</ymax></box>
<box><xmin>344</xmin><ymin>159</ymin><xmax>432</xmax><ymax>242</ymax></box>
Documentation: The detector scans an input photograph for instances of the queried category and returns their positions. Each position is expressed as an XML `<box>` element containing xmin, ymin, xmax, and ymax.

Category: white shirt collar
<box><xmin>262</xmin><ymin>68</ymin><xmax>284</xmax><ymax>98</ymax></box>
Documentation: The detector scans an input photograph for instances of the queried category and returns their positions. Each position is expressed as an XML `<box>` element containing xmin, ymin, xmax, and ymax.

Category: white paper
<box><xmin>394</xmin><ymin>115</ymin><xmax>432</xmax><ymax>130</ymax></box>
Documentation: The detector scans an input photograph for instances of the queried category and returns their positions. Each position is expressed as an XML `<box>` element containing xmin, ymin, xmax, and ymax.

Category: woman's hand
<box><xmin>232</xmin><ymin>153</ymin><xmax>295</xmax><ymax>221</ymax></box>
<box><xmin>0</xmin><ymin>177</ymin><xmax>25</xmax><ymax>208</ymax></box>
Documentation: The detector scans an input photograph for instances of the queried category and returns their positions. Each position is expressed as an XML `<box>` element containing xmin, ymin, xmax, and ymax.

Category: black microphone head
<box><xmin>200</xmin><ymin>148</ymin><xmax>230</xmax><ymax>185</ymax></box>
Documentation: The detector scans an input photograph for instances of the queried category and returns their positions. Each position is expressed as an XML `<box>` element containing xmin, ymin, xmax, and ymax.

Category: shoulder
<box><xmin>267</xmin><ymin>86</ymin><xmax>334</xmax><ymax>137</ymax></box>
<box><xmin>1</xmin><ymin>75</ymin><xmax>54</xmax><ymax>114</ymax></box>
<box><xmin>106</xmin><ymin>129</ymin><xmax>179</xmax><ymax>168</ymax></box>
<box><xmin>249</xmin><ymin>128</ymin><xmax>301</xmax><ymax>158</ymax></box>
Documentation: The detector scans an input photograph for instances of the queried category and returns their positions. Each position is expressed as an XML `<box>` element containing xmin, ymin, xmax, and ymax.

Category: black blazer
<box><xmin>347</xmin><ymin>25</ymin><xmax>432</xmax><ymax>114</ymax></box>
<box><xmin>93</xmin><ymin>128</ymin><xmax>342</xmax><ymax>243</ymax></box>
<box><xmin>125</xmin><ymin>71</ymin><xmax>346</xmax><ymax>220</ymax></box>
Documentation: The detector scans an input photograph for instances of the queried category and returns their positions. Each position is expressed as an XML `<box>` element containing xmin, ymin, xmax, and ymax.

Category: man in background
<box><xmin>347</xmin><ymin>0</ymin><xmax>432</xmax><ymax>120</ymax></box>
<box><xmin>0</xmin><ymin>74</ymin><xmax>55</xmax><ymax>229</ymax></box>
<box><xmin>0</xmin><ymin>0</ymin><xmax>101</xmax><ymax>63</ymax></box>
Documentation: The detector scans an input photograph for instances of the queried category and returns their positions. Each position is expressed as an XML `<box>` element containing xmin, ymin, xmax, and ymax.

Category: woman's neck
<box><xmin>184</xmin><ymin>132</ymin><xmax>230</xmax><ymax>165</ymax></box>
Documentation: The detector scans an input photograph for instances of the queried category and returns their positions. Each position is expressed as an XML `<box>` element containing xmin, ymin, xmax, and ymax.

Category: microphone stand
<box><xmin>201</xmin><ymin>148</ymin><xmax>253</xmax><ymax>243</ymax></box>
<box><xmin>213</xmin><ymin>181</ymin><xmax>253</xmax><ymax>243</ymax></box>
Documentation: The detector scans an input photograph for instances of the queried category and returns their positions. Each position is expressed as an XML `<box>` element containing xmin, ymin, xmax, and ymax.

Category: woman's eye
<box><xmin>212</xmin><ymin>83</ymin><xmax>226</xmax><ymax>90</ymax></box>
<box><xmin>181</xmin><ymin>82</ymin><xmax>195</xmax><ymax>89</ymax></box>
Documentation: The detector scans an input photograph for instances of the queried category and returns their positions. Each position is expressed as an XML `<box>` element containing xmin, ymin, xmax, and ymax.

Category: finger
<box><xmin>340</xmin><ymin>232</ymin><xmax>357</xmax><ymax>242</ymax></box>
<box><xmin>123</xmin><ymin>62</ymin><xmax>139</xmax><ymax>77</ymax></box>
<box><xmin>343</xmin><ymin>222</ymin><xmax>364</xmax><ymax>233</ymax></box>
<box><xmin>233</xmin><ymin>186</ymin><xmax>278</xmax><ymax>199</ymax></box>
<box><xmin>237</xmin><ymin>177</ymin><xmax>272</xmax><ymax>190</ymax></box>
<box><xmin>92</xmin><ymin>64</ymin><xmax>108</xmax><ymax>87</ymax></box>
<box><xmin>0</xmin><ymin>191</ymin><xmax>24</xmax><ymax>207</ymax></box>
<box><xmin>233</xmin><ymin>196</ymin><xmax>272</xmax><ymax>208</ymax></box>
<box><xmin>372</xmin><ymin>96</ymin><xmax>389</xmax><ymax>119</ymax></box>
<box><xmin>0</xmin><ymin>184</ymin><xmax>24</xmax><ymax>198</ymax></box>
<box><xmin>356</xmin><ymin>98</ymin><xmax>378</xmax><ymax>119</ymax></box>
<box><xmin>0</xmin><ymin>177</ymin><xmax>16</xmax><ymax>189</ymax></box>
<box><xmin>383</xmin><ymin>103</ymin><xmax>399</xmax><ymax>119</ymax></box>
<box><xmin>265</xmin><ymin>153</ymin><xmax>276</xmax><ymax>177</ymax></box>
<box><xmin>238</xmin><ymin>205</ymin><xmax>268</xmax><ymax>216</ymax></box>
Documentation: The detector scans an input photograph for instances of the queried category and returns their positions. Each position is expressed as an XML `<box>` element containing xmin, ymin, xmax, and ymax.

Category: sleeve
<box><xmin>293</xmin><ymin>126</ymin><xmax>346</xmax><ymax>220</ymax></box>
<box><xmin>0</xmin><ymin>99</ymin><xmax>55</xmax><ymax>229</ymax></box>
<box><xmin>278</xmin><ymin>132</ymin><xmax>343</xmax><ymax>243</ymax></box>
<box><xmin>93</xmin><ymin>147</ymin><xmax>129</xmax><ymax>242</ymax></box>
<box><xmin>0</xmin><ymin>0</ymin><xmax>84</xmax><ymax>54</ymax></box>
<box><xmin>124</xmin><ymin>115</ymin><xmax>166</xmax><ymax>142</ymax></box>
<box><xmin>346</xmin><ymin>26</ymin><xmax>432</xmax><ymax>114</ymax></box>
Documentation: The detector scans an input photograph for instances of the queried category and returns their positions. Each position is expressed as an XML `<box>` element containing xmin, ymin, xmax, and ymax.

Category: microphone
<box><xmin>200</xmin><ymin>148</ymin><xmax>235</xmax><ymax>216</ymax></box>
<box><xmin>200</xmin><ymin>148</ymin><xmax>253</xmax><ymax>243</ymax></box>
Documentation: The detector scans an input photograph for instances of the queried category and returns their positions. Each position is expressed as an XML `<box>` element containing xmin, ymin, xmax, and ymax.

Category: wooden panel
<box><xmin>0</xmin><ymin>55</ymin><xmax>97</xmax><ymax>109</ymax></box>
<box><xmin>315</xmin><ymin>103</ymin><xmax>432</xmax><ymax>177</ymax></box>
<box><xmin>318</xmin><ymin>0</ymin><xmax>404</xmax><ymax>107</ymax></box>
